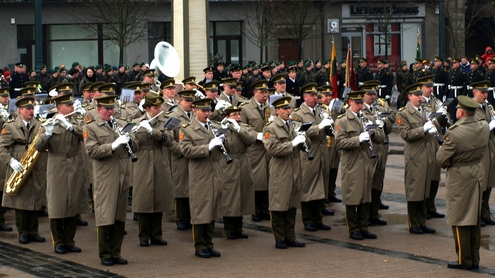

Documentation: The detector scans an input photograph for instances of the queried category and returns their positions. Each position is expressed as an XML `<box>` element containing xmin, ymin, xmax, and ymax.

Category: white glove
<box><xmin>140</xmin><ymin>120</ymin><xmax>152</xmax><ymax>134</ymax></box>
<box><xmin>9</xmin><ymin>158</ymin><xmax>24</xmax><ymax>173</ymax></box>
<box><xmin>215</xmin><ymin>100</ymin><xmax>230</xmax><ymax>111</ymax></box>
<box><xmin>442</xmin><ymin>95</ymin><xmax>447</xmax><ymax>102</ymax></box>
<box><xmin>0</xmin><ymin>107</ymin><xmax>9</xmax><ymax>120</ymax></box>
<box><xmin>318</xmin><ymin>118</ymin><xmax>334</xmax><ymax>129</ymax></box>
<box><xmin>45</xmin><ymin>122</ymin><xmax>55</xmax><ymax>137</ymax></box>
<box><xmin>228</xmin><ymin>118</ymin><xmax>240</xmax><ymax>132</ymax></box>
<box><xmin>208</xmin><ymin>136</ymin><xmax>224</xmax><ymax>151</ymax></box>
<box><xmin>111</xmin><ymin>134</ymin><xmax>130</xmax><ymax>151</ymax></box>
<box><xmin>73</xmin><ymin>99</ymin><xmax>82</xmax><ymax>111</ymax></box>
<box><xmin>436</xmin><ymin>107</ymin><xmax>447</xmax><ymax>114</ymax></box>
<box><xmin>256</xmin><ymin>132</ymin><xmax>263</xmax><ymax>141</ymax></box>
<box><xmin>428</xmin><ymin>127</ymin><xmax>438</xmax><ymax>135</ymax></box>
<box><xmin>138</xmin><ymin>99</ymin><xmax>145</xmax><ymax>112</ymax></box>
<box><xmin>423</xmin><ymin>121</ymin><xmax>434</xmax><ymax>132</ymax></box>
<box><xmin>194</xmin><ymin>90</ymin><xmax>205</xmax><ymax>99</ymax></box>
<box><xmin>34</xmin><ymin>105</ymin><xmax>40</xmax><ymax>118</ymax></box>
<box><xmin>55</xmin><ymin>114</ymin><xmax>72</xmax><ymax>130</ymax></box>
<box><xmin>359</xmin><ymin>132</ymin><xmax>370</xmax><ymax>142</ymax></box>
<box><xmin>489</xmin><ymin>119</ymin><xmax>495</xmax><ymax>130</ymax></box>
<box><xmin>268</xmin><ymin>115</ymin><xmax>275</xmax><ymax>123</ymax></box>
<box><xmin>291</xmin><ymin>134</ymin><xmax>306</xmax><ymax>147</ymax></box>
<box><xmin>75</xmin><ymin>106</ymin><xmax>86</xmax><ymax>116</ymax></box>
<box><xmin>385</xmin><ymin>95</ymin><xmax>391</xmax><ymax>100</ymax></box>
<box><xmin>376</xmin><ymin>119</ymin><xmax>384</xmax><ymax>128</ymax></box>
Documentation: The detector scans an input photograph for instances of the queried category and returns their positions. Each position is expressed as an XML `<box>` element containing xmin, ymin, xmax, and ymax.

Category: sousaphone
<box><xmin>150</xmin><ymin>41</ymin><xmax>180</xmax><ymax>77</ymax></box>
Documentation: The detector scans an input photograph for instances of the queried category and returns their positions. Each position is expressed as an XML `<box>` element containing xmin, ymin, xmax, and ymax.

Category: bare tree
<box><xmin>277</xmin><ymin>0</ymin><xmax>328</xmax><ymax>59</ymax></box>
<box><xmin>238</xmin><ymin>0</ymin><xmax>279</xmax><ymax>62</ymax></box>
<box><xmin>78</xmin><ymin>0</ymin><xmax>159</xmax><ymax>64</ymax></box>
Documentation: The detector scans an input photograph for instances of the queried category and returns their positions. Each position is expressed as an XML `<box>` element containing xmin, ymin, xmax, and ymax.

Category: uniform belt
<box><xmin>51</xmin><ymin>151</ymin><xmax>80</xmax><ymax>158</ymax></box>
<box><xmin>295</xmin><ymin>96</ymin><xmax>301</xmax><ymax>100</ymax></box>
<box><xmin>433</xmin><ymin>83</ymin><xmax>445</xmax><ymax>86</ymax></box>
<box><xmin>378</xmin><ymin>85</ymin><xmax>387</xmax><ymax>88</ymax></box>
<box><xmin>358</xmin><ymin>82</ymin><xmax>364</xmax><ymax>86</ymax></box>
<box><xmin>448</xmin><ymin>85</ymin><xmax>463</xmax><ymax>89</ymax></box>
<box><xmin>14</xmin><ymin>88</ymin><xmax>21</xmax><ymax>91</ymax></box>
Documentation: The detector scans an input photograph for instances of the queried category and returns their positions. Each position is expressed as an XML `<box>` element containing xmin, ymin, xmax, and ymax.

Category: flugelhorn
<box><xmin>206</xmin><ymin>118</ymin><xmax>233</xmax><ymax>164</ymax></box>
<box><xmin>110</xmin><ymin>116</ymin><xmax>138</xmax><ymax>162</ymax></box>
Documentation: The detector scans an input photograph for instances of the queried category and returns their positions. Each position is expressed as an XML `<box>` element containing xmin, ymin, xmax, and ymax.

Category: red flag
<box><xmin>345</xmin><ymin>45</ymin><xmax>357</xmax><ymax>91</ymax></box>
<box><xmin>330</xmin><ymin>42</ymin><xmax>339</xmax><ymax>99</ymax></box>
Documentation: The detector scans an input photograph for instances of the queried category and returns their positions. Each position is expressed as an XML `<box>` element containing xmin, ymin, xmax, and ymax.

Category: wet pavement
<box><xmin>0</xmin><ymin>130</ymin><xmax>494</xmax><ymax>277</ymax></box>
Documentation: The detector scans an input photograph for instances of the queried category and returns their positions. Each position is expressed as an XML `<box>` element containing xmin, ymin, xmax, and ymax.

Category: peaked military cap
<box><xmin>224</xmin><ymin>105</ymin><xmax>242</xmax><ymax>115</ymax></box>
<box><xmin>0</xmin><ymin>87</ymin><xmax>10</xmax><ymax>96</ymax></box>
<box><xmin>204</xmin><ymin>81</ymin><xmax>220</xmax><ymax>91</ymax></box>
<box><xmin>403</xmin><ymin>83</ymin><xmax>423</xmax><ymax>95</ymax></box>
<box><xmin>56</xmin><ymin>83</ymin><xmax>75</xmax><ymax>93</ymax></box>
<box><xmin>250</xmin><ymin>80</ymin><xmax>269</xmax><ymax>90</ymax></box>
<box><xmin>300</xmin><ymin>82</ymin><xmax>319</xmax><ymax>94</ymax></box>
<box><xmin>272</xmin><ymin>74</ymin><xmax>287</xmax><ymax>84</ymax></box>
<box><xmin>144</xmin><ymin>93</ymin><xmax>164</xmax><ymax>107</ymax></box>
<box><xmin>16</xmin><ymin>96</ymin><xmax>36</xmax><ymax>107</ymax></box>
<box><xmin>192</xmin><ymin>98</ymin><xmax>212</xmax><ymax>110</ymax></box>
<box><xmin>178</xmin><ymin>90</ymin><xmax>195</xmax><ymax>101</ymax></box>
<box><xmin>160</xmin><ymin>79</ymin><xmax>176</xmax><ymax>89</ymax></box>
<box><xmin>417</xmin><ymin>75</ymin><xmax>434</xmax><ymax>86</ymax></box>
<box><xmin>457</xmin><ymin>95</ymin><xmax>478</xmax><ymax>111</ymax></box>
<box><xmin>347</xmin><ymin>90</ymin><xmax>365</xmax><ymax>102</ymax></box>
<box><xmin>95</xmin><ymin>95</ymin><xmax>117</xmax><ymax>108</ymax></box>
<box><xmin>272</xmin><ymin>96</ymin><xmax>292</xmax><ymax>108</ymax></box>
<box><xmin>99</xmin><ymin>83</ymin><xmax>116</xmax><ymax>94</ymax></box>
<box><xmin>470</xmin><ymin>80</ymin><xmax>490</xmax><ymax>92</ymax></box>
<box><xmin>182</xmin><ymin>76</ymin><xmax>196</xmax><ymax>85</ymax></box>
<box><xmin>53</xmin><ymin>92</ymin><xmax>74</xmax><ymax>105</ymax></box>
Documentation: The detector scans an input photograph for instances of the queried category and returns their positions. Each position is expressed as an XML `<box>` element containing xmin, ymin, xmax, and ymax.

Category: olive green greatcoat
<box><xmin>475</xmin><ymin>104</ymin><xmax>495</xmax><ymax>191</ymax></box>
<box><xmin>34</xmin><ymin>114</ymin><xmax>89</xmax><ymax>218</ymax></box>
<box><xmin>397</xmin><ymin>102</ymin><xmax>436</xmax><ymax>201</ymax></box>
<box><xmin>291</xmin><ymin>103</ymin><xmax>330</xmax><ymax>202</ymax></box>
<box><xmin>179</xmin><ymin>118</ymin><xmax>224</xmax><ymax>225</ymax></box>
<box><xmin>220</xmin><ymin>124</ymin><xmax>256</xmax><ymax>216</ymax></box>
<box><xmin>436</xmin><ymin>116</ymin><xmax>488</xmax><ymax>226</ymax></box>
<box><xmin>83</xmin><ymin>115</ymin><xmax>139</xmax><ymax>226</ymax></box>
<box><xmin>240</xmin><ymin>98</ymin><xmax>270</xmax><ymax>191</ymax></box>
<box><xmin>168</xmin><ymin>107</ymin><xmax>194</xmax><ymax>198</ymax></box>
<box><xmin>262</xmin><ymin>116</ymin><xmax>302</xmax><ymax>211</ymax></box>
<box><xmin>334</xmin><ymin>109</ymin><xmax>382</xmax><ymax>205</ymax></box>
<box><xmin>132</xmin><ymin>113</ymin><xmax>173</xmax><ymax>213</ymax></box>
<box><xmin>0</xmin><ymin>117</ymin><xmax>45</xmax><ymax>211</ymax></box>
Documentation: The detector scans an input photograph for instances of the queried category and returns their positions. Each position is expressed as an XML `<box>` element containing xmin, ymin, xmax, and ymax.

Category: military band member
<box><xmin>160</xmin><ymin>79</ymin><xmax>177</xmax><ymax>112</ymax></box>
<box><xmin>240</xmin><ymin>80</ymin><xmax>271</xmax><ymax>222</ymax></box>
<box><xmin>182</xmin><ymin>76</ymin><xmax>197</xmax><ymax>91</ymax></box>
<box><xmin>470</xmin><ymin>80</ymin><xmax>495</xmax><ymax>226</ymax></box>
<box><xmin>262</xmin><ymin>96</ymin><xmax>306</xmax><ymax>249</ymax></box>
<box><xmin>220</xmin><ymin>106</ymin><xmax>256</xmax><ymax>239</ymax></box>
<box><xmin>396</xmin><ymin>84</ymin><xmax>437</xmax><ymax>235</ymax></box>
<box><xmin>418</xmin><ymin>75</ymin><xmax>446</xmax><ymax>219</ymax></box>
<box><xmin>142</xmin><ymin>69</ymin><xmax>159</xmax><ymax>92</ymax></box>
<box><xmin>292</xmin><ymin>83</ymin><xmax>333</xmax><ymax>231</ymax></box>
<box><xmin>0</xmin><ymin>96</ymin><xmax>46</xmax><ymax>244</ymax></box>
<box><xmin>335</xmin><ymin>90</ymin><xmax>382</xmax><ymax>240</ymax></box>
<box><xmin>436</xmin><ymin>95</ymin><xmax>489</xmax><ymax>270</ymax></box>
<box><xmin>360</xmin><ymin>83</ymin><xmax>393</xmax><ymax>225</ymax></box>
<box><xmin>169</xmin><ymin>90</ymin><xmax>196</xmax><ymax>230</ymax></box>
<box><xmin>83</xmin><ymin>94</ymin><xmax>139</xmax><ymax>266</ymax></box>
<box><xmin>213</xmin><ymin>78</ymin><xmax>243</xmax><ymax>120</ymax></box>
<box><xmin>34</xmin><ymin>93</ymin><xmax>88</xmax><ymax>254</ymax></box>
<box><xmin>120</xmin><ymin>83</ymin><xmax>145</xmax><ymax>122</ymax></box>
<box><xmin>132</xmin><ymin>93</ymin><xmax>172</xmax><ymax>247</ymax></box>
<box><xmin>0</xmin><ymin>87</ymin><xmax>12</xmax><ymax>232</ymax></box>
<box><xmin>179</xmin><ymin>98</ymin><xmax>224</xmax><ymax>259</ymax></box>
<box><xmin>272</xmin><ymin>74</ymin><xmax>297</xmax><ymax>108</ymax></box>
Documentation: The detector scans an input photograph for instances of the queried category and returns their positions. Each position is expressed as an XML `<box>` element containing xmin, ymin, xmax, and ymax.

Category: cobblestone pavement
<box><xmin>0</xmin><ymin>131</ymin><xmax>494</xmax><ymax>277</ymax></box>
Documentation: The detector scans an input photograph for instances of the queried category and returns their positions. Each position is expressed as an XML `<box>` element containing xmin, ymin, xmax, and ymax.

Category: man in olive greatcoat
<box><xmin>437</xmin><ymin>95</ymin><xmax>490</xmax><ymax>270</ymax></box>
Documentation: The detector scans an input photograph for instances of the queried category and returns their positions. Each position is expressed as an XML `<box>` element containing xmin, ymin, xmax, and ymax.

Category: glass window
<box><xmin>148</xmin><ymin>22</ymin><xmax>172</xmax><ymax>62</ymax></box>
<box><xmin>215</xmin><ymin>22</ymin><xmax>241</xmax><ymax>36</ymax></box>
<box><xmin>17</xmin><ymin>25</ymin><xmax>34</xmax><ymax>41</ymax></box>
<box><xmin>103</xmin><ymin>40</ymin><xmax>119</xmax><ymax>67</ymax></box>
<box><xmin>47</xmin><ymin>41</ymin><xmax>98</xmax><ymax>68</ymax></box>
<box><xmin>47</xmin><ymin>25</ymin><xmax>97</xmax><ymax>40</ymax></box>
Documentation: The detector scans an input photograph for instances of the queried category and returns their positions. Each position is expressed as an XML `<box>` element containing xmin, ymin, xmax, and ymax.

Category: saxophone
<box><xmin>5</xmin><ymin>127</ymin><xmax>44</xmax><ymax>195</ymax></box>
<box><xmin>265</xmin><ymin>100</ymin><xmax>271</xmax><ymax>124</ymax></box>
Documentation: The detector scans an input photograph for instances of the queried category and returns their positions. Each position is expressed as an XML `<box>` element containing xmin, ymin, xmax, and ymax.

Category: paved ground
<box><xmin>0</xmin><ymin>131</ymin><xmax>494</xmax><ymax>277</ymax></box>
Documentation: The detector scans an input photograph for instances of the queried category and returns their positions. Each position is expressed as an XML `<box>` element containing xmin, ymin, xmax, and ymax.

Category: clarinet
<box><xmin>359</xmin><ymin>115</ymin><xmax>377</xmax><ymax>158</ymax></box>
<box><xmin>484</xmin><ymin>99</ymin><xmax>495</xmax><ymax>121</ymax></box>
<box><xmin>289</xmin><ymin>118</ymin><xmax>314</xmax><ymax>161</ymax></box>
<box><xmin>206</xmin><ymin>119</ymin><xmax>233</xmax><ymax>164</ymax></box>
<box><xmin>110</xmin><ymin>116</ymin><xmax>138</xmax><ymax>162</ymax></box>
<box><xmin>420</xmin><ymin>102</ymin><xmax>443</xmax><ymax>145</ymax></box>
<box><xmin>372</xmin><ymin>100</ymin><xmax>389</xmax><ymax>145</ymax></box>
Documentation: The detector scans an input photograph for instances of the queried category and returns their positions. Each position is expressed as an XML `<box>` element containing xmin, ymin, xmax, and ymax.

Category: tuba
<box><xmin>5</xmin><ymin>128</ymin><xmax>44</xmax><ymax>195</ymax></box>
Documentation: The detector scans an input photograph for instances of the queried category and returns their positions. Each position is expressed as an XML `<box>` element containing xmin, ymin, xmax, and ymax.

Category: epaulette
<box><xmin>239</xmin><ymin>101</ymin><xmax>249</xmax><ymax>107</ymax></box>
<box><xmin>120</xmin><ymin>117</ymin><xmax>126</xmax><ymax>121</ymax></box>
<box><xmin>378</xmin><ymin>98</ymin><xmax>386</xmax><ymax>106</ymax></box>
<box><xmin>6</xmin><ymin>119</ymin><xmax>14</xmax><ymax>123</ymax></box>
<box><xmin>166</xmin><ymin>111</ymin><xmax>173</xmax><ymax>114</ymax></box>
<box><xmin>337</xmin><ymin>114</ymin><xmax>345</xmax><ymax>119</ymax></box>
<box><xmin>181</xmin><ymin>123</ymin><xmax>189</xmax><ymax>128</ymax></box>
<box><xmin>398</xmin><ymin>107</ymin><xmax>406</xmax><ymax>111</ymax></box>
<box><xmin>86</xmin><ymin>106</ymin><xmax>94</xmax><ymax>111</ymax></box>
<box><xmin>243</xmin><ymin>123</ymin><xmax>250</xmax><ymax>127</ymax></box>
<box><xmin>75</xmin><ymin>114</ymin><xmax>83</xmax><ymax>119</ymax></box>
<box><xmin>265</xmin><ymin>122</ymin><xmax>272</xmax><ymax>126</ymax></box>
<box><xmin>448</xmin><ymin>124</ymin><xmax>457</xmax><ymax>130</ymax></box>
<box><xmin>215</xmin><ymin>121</ymin><xmax>221</xmax><ymax>124</ymax></box>
<box><xmin>85</xmin><ymin>119</ymin><xmax>94</xmax><ymax>124</ymax></box>
<box><xmin>294</xmin><ymin>108</ymin><xmax>300</xmax><ymax>112</ymax></box>
<box><xmin>82</xmin><ymin>103</ymin><xmax>88</xmax><ymax>107</ymax></box>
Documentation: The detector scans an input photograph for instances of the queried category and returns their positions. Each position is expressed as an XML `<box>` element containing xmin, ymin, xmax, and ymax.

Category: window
<box><xmin>148</xmin><ymin>22</ymin><xmax>172</xmax><ymax>62</ymax></box>
<box><xmin>210</xmin><ymin>21</ymin><xmax>242</xmax><ymax>65</ymax></box>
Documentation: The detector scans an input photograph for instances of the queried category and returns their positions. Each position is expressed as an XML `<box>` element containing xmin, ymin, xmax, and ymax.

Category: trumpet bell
<box><xmin>151</xmin><ymin>41</ymin><xmax>180</xmax><ymax>77</ymax></box>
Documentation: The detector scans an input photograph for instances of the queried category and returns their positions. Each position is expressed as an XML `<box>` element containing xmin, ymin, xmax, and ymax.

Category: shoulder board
<box><xmin>166</xmin><ymin>111</ymin><xmax>173</xmax><ymax>114</ymax></box>
<box><xmin>294</xmin><ymin>108</ymin><xmax>300</xmax><ymax>112</ymax></box>
<box><xmin>239</xmin><ymin>101</ymin><xmax>249</xmax><ymax>107</ymax></box>
<box><xmin>82</xmin><ymin>103</ymin><xmax>89</xmax><ymax>107</ymax></box>
<box><xmin>75</xmin><ymin>115</ymin><xmax>83</xmax><ymax>119</ymax></box>
<box><xmin>337</xmin><ymin>114</ymin><xmax>345</xmax><ymax>119</ymax></box>
<box><xmin>85</xmin><ymin>119</ymin><xmax>94</xmax><ymax>124</ymax></box>
<box><xmin>243</xmin><ymin>123</ymin><xmax>250</xmax><ymax>127</ymax></box>
<box><xmin>398</xmin><ymin>107</ymin><xmax>406</xmax><ymax>111</ymax></box>
<box><xmin>265</xmin><ymin>122</ymin><xmax>272</xmax><ymax>126</ymax></box>
<box><xmin>87</xmin><ymin>106</ymin><xmax>94</xmax><ymax>111</ymax></box>
<box><xmin>120</xmin><ymin>117</ymin><xmax>126</xmax><ymax>121</ymax></box>
<box><xmin>378</xmin><ymin>98</ymin><xmax>386</xmax><ymax>106</ymax></box>
<box><xmin>6</xmin><ymin>119</ymin><xmax>14</xmax><ymax>123</ymax></box>
<box><xmin>181</xmin><ymin>123</ymin><xmax>189</xmax><ymax>128</ymax></box>
<box><xmin>448</xmin><ymin>124</ymin><xmax>457</xmax><ymax>130</ymax></box>
<box><xmin>214</xmin><ymin>121</ymin><xmax>221</xmax><ymax>124</ymax></box>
